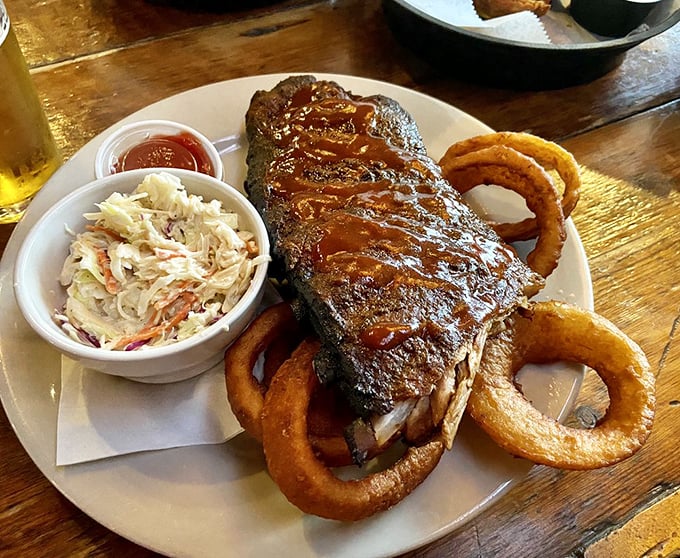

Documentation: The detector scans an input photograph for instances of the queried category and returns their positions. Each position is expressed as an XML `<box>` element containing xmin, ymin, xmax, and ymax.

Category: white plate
<box><xmin>0</xmin><ymin>73</ymin><xmax>593</xmax><ymax>558</ymax></box>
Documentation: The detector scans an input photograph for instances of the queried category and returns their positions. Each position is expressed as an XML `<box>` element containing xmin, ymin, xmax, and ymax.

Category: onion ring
<box><xmin>467</xmin><ymin>301</ymin><xmax>655</xmax><ymax>470</ymax></box>
<box><xmin>224</xmin><ymin>302</ymin><xmax>301</xmax><ymax>442</ymax></box>
<box><xmin>439</xmin><ymin>144</ymin><xmax>566</xmax><ymax>279</ymax></box>
<box><xmin>439</xmin><ymin>131</ymin><xmax>580</xmax><ymax>242</ymax></box>
<box><xmin>262</xmin><ymin>329</ymin><xmax>302</xmax><ymax>389</ymax></box>
<box><xmin>224</xmin><ymin>302</ymin><xmax>361</xmax><ymax>466</ymax></box>
<box><xmin>261</xmin><ymin>338</ymin><xmax>445</xmax><ymax>521</ymax></box>
<box><xmin>307</xmin><ymin>377</ymin><xmax>361</xmax><ymax>467</ymax></box>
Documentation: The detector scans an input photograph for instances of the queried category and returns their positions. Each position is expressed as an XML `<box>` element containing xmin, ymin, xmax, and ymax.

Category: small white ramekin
<box><xmin>94</xmin><ymin>119</ymin><xmax>224</xmax><ymax>181</ymax></box>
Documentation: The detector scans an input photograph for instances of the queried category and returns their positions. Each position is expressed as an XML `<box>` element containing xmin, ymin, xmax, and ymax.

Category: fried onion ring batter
<box><xmin>467</xmin><ymin>301</ymin><xmax>655</xmax><ymax>470</ymax></box>
<box><xmin>439</xmin><ymin>144</ymin><xmax>566</xmax><ymax>280</ymax></box>
<box><xmin>261</xmin><ymin>338</ymin><xmax>445</xmax><ymax>521</ymax></box>
<box><xmin>440</xmin><ymin>131</ymin><xmax>580</xmax><ymax>242</ymax></box>
<box><xmin>224</xmin><ymin>302</ymin><xmax>300</xmax><ymax>442</ymax></box>
<box><xmin>224</xmin><ymin>302</ymin><xmax>371</xmax><ymax>466</ymax></box>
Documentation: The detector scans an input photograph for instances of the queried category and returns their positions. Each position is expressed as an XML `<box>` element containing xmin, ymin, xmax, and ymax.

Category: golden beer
<box><xmin>0</xmin><ymin>2</ymin><xmax>62</xmax><ymax>223</ymax></box>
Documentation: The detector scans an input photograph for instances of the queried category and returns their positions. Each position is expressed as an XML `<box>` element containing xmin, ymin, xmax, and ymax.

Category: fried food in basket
<box><xmin>473</xmin><ymin>0</ymin><xmax>551</xmax><ymax>19</ymax></box>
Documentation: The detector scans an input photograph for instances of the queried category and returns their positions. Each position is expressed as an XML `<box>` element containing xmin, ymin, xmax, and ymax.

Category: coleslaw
<box><xmin>56</xmin><ymin>172</ymin><xmax>269</xmax><ymax>350</ymax></box>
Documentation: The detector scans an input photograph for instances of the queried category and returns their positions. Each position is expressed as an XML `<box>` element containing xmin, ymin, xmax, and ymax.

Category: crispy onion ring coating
<box><xmin>262</xmin><ymin>338</ymin><xmax>445</xmax><ymax>521</ymax></box>
<box><xmin>467</xmin><ymin>301</ymin><xmax>655</xmax><ymax>470</ymax></box>
<box><xmin>224</xmin><ymin>303</ymin><xmax>361</xmax><ymax>466</ymax></box>
<box><xmin>440</xmin><ymin>132</ymin><xmax>580</xmax><ymax>242</ymax></box>
<box><xmin>224</xmin><ymin>302</ymin><xmax>300</xmax><ymax>442</ymax></box>
<box><xmin>439</xmin><ymin>144</ymin><xmax>566</xmax><ymax>279</ymax></box>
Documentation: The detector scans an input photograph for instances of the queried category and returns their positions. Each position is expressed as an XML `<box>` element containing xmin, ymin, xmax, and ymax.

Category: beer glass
<box><xmin>0</xmin><ymin>1</ymin><xmax>62</xmax><ymax>223</ymax></box>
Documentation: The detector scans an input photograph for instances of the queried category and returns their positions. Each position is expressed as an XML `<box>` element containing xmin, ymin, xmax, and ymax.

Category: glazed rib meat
<box><xmin>245</xmin><ymin>75</ymin><xmax>541</xmax><ymax>424</ymax></box>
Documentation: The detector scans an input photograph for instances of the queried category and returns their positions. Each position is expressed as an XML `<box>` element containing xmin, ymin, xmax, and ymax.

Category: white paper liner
<box><xmin>56</xmin><ymin>357</ymin><xmax>244</xmax><ymax>466</ymax></box>
<box><xmin>402</xmin><ymin>0</ymin><xmax>551</xmax><ymax>44</ymax></box>
<box><xmin>398</xmin><ymin>0</ymin><xmax>680</xmax><ymax>44</ymax></box>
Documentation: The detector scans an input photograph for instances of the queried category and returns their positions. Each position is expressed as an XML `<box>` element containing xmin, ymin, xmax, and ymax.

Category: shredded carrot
<box><xmin>87</xmin><ymin>225</ymin><xmax>125</xmax><ymax>243</ymax></box>
<box><xmin>96</xmin><ymin>249</ymin><xmax>118</xmax><ymax>295</ymax></box>
<box><xmin>114</xmin><ymin>292</ymin><xmax>198</xmax><ymax>349</ymax></box>
<box><xmin>155</xmin><ymin>248</ymin><xmax>185</xmax><ymax>260</ymax></box>
<box><xmin>153</xmin><ymin>281</ymin><xmax>193</xmax><ymax>311</ymax></box>
<box><xmin>245</xmin><ymin>240</ymin><xmax>259</xmax><ymax>256</ymax></box>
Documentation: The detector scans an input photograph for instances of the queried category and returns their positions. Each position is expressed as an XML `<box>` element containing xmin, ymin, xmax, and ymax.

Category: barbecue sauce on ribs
<box><xmin>245</xmin><ymin>76</ymin><xmax>541</xmax><ymax>416</ymax></box>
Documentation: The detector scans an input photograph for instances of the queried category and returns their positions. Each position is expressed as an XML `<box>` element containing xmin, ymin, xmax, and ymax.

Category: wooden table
<box><xmin>1</xmin><ymin>1</ymin><xmax>679</xmax><ymax>556</ymax></box>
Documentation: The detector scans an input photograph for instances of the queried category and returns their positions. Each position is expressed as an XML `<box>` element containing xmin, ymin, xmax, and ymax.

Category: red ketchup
<box><xmin>112</xmin><ymin>132</ymin><xmax>215</xmax><ymax>176</ymax></box>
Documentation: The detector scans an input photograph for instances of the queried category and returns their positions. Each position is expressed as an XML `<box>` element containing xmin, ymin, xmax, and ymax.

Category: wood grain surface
<box><xmin>1</xmin><ymin>1</ymin><xmax>679</xmax><ymax>557</ymax></box>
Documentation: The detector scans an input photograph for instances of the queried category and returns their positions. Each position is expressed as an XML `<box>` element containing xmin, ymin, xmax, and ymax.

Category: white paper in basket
<box><xmin>403</xmin><ymin>0</ymin><xmax>551</xmax><ymax>44</ymax></box>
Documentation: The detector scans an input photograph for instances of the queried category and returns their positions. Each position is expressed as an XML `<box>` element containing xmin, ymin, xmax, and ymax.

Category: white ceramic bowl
<box><xmin>14</xmin><ymin>168</ymin><xmax>270</xmax><ymax>383</ymax></box>
<box><xmin>94</xmin><ymin>119</ymin><xmax>224</xmax><ymax>181</ymax></box>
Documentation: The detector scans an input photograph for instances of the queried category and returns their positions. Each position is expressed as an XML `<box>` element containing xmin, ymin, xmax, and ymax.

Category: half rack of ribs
<box><xmin>245</xmin><ymin>75</ymin><xmax>541</xmax><ymax>453</ymax></box>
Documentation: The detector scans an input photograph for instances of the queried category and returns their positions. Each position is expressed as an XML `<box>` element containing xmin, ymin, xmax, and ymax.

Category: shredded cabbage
<box><xmin>56</xmin><ymin>172</ymin><xmax>269</xmax><ymax>350</ymax></box>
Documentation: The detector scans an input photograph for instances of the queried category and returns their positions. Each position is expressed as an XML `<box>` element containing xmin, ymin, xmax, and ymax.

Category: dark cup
<box><xmin>570</xmin><ymin>0</ymin><xmax>668</xmax><ymax>37</ymax></box>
